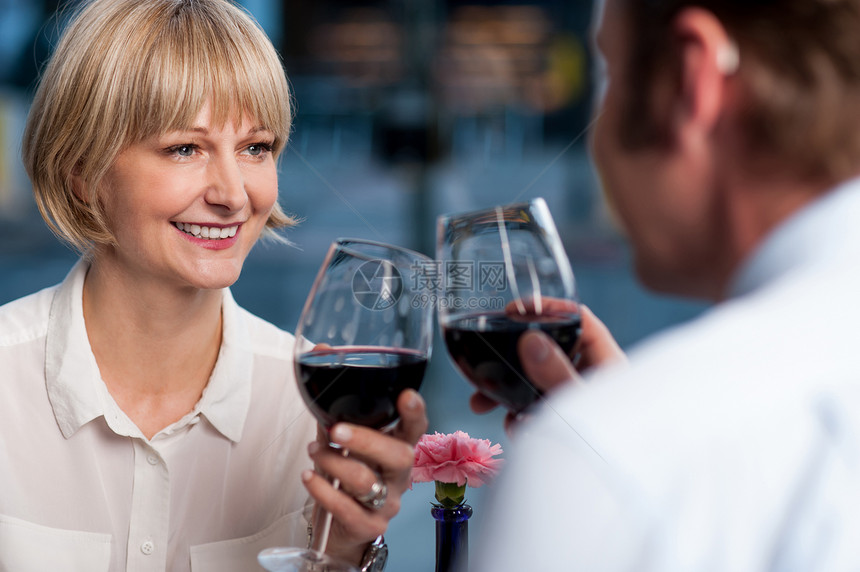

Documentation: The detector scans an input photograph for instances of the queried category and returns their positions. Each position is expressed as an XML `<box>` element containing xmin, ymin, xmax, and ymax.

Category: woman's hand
<box><xmin>303</xmin><ymin>388</ymin><xmax>428</xmax><ymax>565</ymax></box>
<box><xmin>470</xmin><ymin>304</ymin><xmax>626</xmax><ymax>434</ymax></box>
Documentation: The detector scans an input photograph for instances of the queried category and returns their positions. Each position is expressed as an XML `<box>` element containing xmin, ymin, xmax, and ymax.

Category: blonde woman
<box><xmin>1</xmin><ymin>0</ymin><xmax>425</xmax><ymax>570</ymax></box>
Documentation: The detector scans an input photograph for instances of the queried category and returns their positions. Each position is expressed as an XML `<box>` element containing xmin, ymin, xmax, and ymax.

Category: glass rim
<box><xmin>333</xmin><ymin>237</ymin><xmax>433</xmax><ymax>264</ymax></box>
<box><xmin>435</xmin><ymin>197</ymin><xmax>549</xmax><ymax>225</ymax></box>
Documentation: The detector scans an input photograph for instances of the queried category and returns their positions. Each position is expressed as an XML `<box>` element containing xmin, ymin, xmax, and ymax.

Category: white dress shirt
<box><xmin>0</xmin><ymin>261</ymin><xmax>317</xmax><ymax>572</ymax></box>
<box><xmin>474</xmin><ymin>178</ymin><xmax>860</xmax><ymax>571</ymax></box>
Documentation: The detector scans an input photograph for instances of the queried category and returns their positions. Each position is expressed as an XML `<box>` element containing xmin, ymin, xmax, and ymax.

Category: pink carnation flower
<box><xmin>413</xmin><ymin>431</ymin><xmax>504</xmax><ymax>488</ymax></box>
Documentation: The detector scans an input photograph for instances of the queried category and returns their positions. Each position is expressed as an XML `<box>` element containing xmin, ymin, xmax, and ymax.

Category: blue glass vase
<box><xmin>431</xmin><ymin>504</ymin><xmax>473</xmax><ymax>572</ymax></box>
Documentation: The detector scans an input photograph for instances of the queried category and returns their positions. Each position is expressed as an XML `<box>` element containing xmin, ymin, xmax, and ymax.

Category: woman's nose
<box><xmin>204</xmin><ymin>155</ymin><xmax>248</xmax><ymax>213</ymax></box>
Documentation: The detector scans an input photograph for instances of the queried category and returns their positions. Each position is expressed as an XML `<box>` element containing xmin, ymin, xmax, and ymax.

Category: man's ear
<box><xmin>670</xmin><ymin>7</ymin><xmax>737</xmax><ymax>144</ymax></box>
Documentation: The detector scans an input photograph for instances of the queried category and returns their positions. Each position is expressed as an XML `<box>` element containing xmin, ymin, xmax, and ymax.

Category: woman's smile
<box><xmin>172</xmin><ymin>222</ymin><xmax>242</xmax><ymax>250</ymax></box>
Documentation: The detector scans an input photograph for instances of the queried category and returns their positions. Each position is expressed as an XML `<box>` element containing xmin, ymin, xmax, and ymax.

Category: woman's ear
<box><xmin>70</xmin><ymin>162</ymin><xmax>89</xmax><ymax>203</ymax></box>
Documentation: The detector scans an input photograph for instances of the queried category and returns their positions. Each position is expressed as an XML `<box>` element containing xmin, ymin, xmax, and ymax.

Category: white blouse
<box><xmin>0</xmin><ymin>260</ymin><xmax>317</xmax><ymax>572</ymax></box>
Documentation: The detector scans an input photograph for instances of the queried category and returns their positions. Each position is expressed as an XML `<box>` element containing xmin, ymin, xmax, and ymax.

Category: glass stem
<box><xmin>311</xmin><ymin>447</ymin><xmax>350</xmax><ymax>555</ymax></box>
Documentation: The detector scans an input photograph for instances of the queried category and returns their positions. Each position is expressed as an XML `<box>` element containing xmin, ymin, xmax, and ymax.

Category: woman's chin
<box><xmin>182</xmin><ymin>261</ymin><xmax>246</xmax><ymax>291</ymax></box>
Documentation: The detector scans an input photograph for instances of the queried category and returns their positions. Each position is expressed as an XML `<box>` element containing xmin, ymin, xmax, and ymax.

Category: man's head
<box><xmin>589</xmin><ymin>0</ymin><xmax>860</xmax><ymax>299</ymax></box>
<box><xmin>618</xmin><ymin>0</ymin><xmax>860</xmax><ymax>181</ymax></box>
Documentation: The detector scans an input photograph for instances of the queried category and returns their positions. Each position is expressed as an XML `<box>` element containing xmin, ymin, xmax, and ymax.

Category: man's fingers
<box><xmin>469</xmin><ymin>391</ymin><xmax>500</xmax><ymax>414</ymax></box>
<box><xmin>576</xmin><ymin>305</ymin><xmax>626</xmax><ymax>371</ymax></box>
<box><xmin>505</xmin><ymin>297</ymin><xmax>579</xmax><ymax>316</ymax></box>
<box><xmin>518</xmin><ymin>330</ymin><xmax>580</xmax><ymax>393</ymax></box>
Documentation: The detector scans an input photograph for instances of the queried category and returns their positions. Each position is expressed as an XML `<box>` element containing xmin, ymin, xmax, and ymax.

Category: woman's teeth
<box><xmin>174</xmin><ymin>222</ymin><xmax>238</xmax><ymax>240</ymax></box>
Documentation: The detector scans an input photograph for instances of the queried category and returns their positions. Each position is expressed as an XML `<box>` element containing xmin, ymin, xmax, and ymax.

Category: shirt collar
<box><xmin>729</xmin><ymin>177</ymin><xmax>860</xmax><ymax>298</ymax></box>
<box><xmin>46</xmin><ymin>260</ymin><xmax>252</xmax><ymax>442</ymax></box>
<box><xmin>195</xmin><ymin>287</ymin><xmax>252</xmax><ymax>442</ymax></box>
<box><xmin>46</xmin><ymin>260</ymin><xmax>105</xmax><ymax>439</ymax></box>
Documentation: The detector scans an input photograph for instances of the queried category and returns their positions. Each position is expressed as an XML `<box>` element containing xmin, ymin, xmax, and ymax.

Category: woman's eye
<box><xmin>167</xmin><ymin>144</ymin><xmax>196</xmax><ymax>157</ymax></box>
<box><xmin>247</xmin><ymin>142</ymin><xmax>273</xmax><ymax>156</ymax></box>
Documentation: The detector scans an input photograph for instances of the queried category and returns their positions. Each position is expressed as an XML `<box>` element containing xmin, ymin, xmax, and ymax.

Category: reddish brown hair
<box><xmin>617</xmin><ymin>0</ymin><xmax>860</xmax><ymax>181</ymax></box>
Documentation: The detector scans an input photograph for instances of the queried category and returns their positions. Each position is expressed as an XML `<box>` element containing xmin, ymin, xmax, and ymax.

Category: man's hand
<box><xmin>470</xmin><ymin>305</ymin><xmax>625</xmax><ymax>434</ymax></box>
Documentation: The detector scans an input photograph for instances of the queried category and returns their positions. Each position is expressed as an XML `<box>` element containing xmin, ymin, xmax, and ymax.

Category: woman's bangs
<box><xmin>133</xmin><ymin>7</ymin><xmax>290</xmax><ymax>148</ymax></box>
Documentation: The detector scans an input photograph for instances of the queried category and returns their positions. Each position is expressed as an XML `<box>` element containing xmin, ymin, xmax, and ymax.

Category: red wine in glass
<box><xmin>259</xmin><ymin>238</ymin><xmax>435</xmax><ymax>572</ymax></box>
<box><xmin>297</xmin><ymin>346</ymin><xmax>427</xmax><ymax>430</ymax></box>
<box><xmin>437</xmin><ymin>198</ymin><xmax>580</xmax><ymax>415</ymax></box>
<box><xmin>443</xmin><ymin>311</ymin><xmax>581</xmax><ymax>413</ymax></box>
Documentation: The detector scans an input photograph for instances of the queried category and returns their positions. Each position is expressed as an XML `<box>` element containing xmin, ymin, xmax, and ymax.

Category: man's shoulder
<box><xmin>540</xmin><ymin>282</ymin><xmax>860</xmax><ymax>485</ymax></box>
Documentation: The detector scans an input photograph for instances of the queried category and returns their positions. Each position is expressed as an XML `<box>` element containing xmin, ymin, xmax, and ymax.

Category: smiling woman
<box><xmin>1</xmin><ymin>1</ymin><xmax>427</xmax><ymax>571</ymax></box>
<box><xmin>22</xmin><ymin>0</ymin><xmax>294</xmax><ymax>252</ymax></box>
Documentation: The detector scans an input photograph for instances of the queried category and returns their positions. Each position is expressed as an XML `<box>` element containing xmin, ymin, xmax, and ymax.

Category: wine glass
<box><xmin>436</xmin><ymin>198</ymin><xmax>581</xmax><ymax>416</ymax></box>
<box><xmin>259</xmin><ymin>238</ymin><xmax>435</xmax><ymax>572</ymax></box>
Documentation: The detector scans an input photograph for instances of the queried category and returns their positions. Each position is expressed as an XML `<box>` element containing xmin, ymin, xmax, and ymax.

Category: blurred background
<box><xmin>0</xmin><ymin>0</ymin><xmax>709</xmax><ymax>569</ymax></box>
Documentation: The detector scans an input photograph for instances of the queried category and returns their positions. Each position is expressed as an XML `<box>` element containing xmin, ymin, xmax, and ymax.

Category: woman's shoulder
<box><xmin>0</xmin><ymin>284</ymin><xmax>59</xmax><ymax>347</ymax></box>
<box><xmin>230</xmin><ymin>303</ymin><xmax>297</xmax><ymax>359</ymax></box>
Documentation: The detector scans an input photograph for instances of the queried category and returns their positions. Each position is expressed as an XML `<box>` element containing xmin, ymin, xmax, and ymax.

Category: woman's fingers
<box><xmin>302</xmin><ymin>388</ymin><xmax>427</xmax><ymax>553</ymax></box>
<box><xmin>301</xmin><ymin>468</ymin><xmax>388</xmax><ymax>562</ymax></box>
<box><xmin>389</xmin><ymin>389</ymin><xmax>428</xmax><ymax>446</ymax></box>
<box><xmin>303</xmin><ymin>391</ymin><xmax>427</xmax><ymax>564</ymax></box>
<box><xmin>307</xmin><ymin>443</ymin><xmax>381</xmax><ymax>500</ymax></box>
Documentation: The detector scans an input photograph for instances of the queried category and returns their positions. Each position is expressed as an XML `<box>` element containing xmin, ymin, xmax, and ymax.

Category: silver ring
<box><xmin>355</xmin><ymin>480</ymin><xmax>388</xmax><ymax>511</ymax></box>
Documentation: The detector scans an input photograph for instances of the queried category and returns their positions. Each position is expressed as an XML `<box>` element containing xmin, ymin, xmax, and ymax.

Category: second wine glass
<box><xmin>437</xmin><ymin>198</ymin><xmax>581</xmax><ymax>416</ymax></box>
<box><xmin>259</xmin><ymin>238</ymin><xmax>435</xmax><ymax>572</ymax></box>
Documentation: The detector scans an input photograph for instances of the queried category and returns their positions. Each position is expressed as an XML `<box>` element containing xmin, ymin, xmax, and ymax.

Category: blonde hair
<box><xmin>22</xmin><ymin>0</ymin><xmax>295</xmax><ymax>252</ymax></box>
